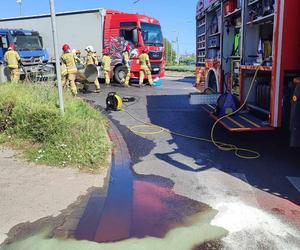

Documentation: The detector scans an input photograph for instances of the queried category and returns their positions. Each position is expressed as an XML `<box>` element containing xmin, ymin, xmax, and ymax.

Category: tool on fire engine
<box><xmin>214</xmin><ymin>73</ymin><xmax>239</xmax><ymax>117</ymax></box>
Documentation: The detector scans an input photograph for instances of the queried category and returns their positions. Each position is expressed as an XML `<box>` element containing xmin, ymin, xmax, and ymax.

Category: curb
<box><xmin>75</xmin><ymin>104</ymin><xmax>133</xmax><ymax>242</ymax></box>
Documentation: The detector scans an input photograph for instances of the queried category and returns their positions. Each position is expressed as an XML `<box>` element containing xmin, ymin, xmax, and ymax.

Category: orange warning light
<box><xmin>292</xmin><ymin>95</ymin><xmax>298</xmax><ymax>102</ymax></box>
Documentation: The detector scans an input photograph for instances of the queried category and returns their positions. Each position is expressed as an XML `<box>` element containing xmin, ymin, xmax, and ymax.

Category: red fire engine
<box><xmin>195</xmin><ymin>0</ymin><xmax>300</xmax><ymax>146</ymax></box>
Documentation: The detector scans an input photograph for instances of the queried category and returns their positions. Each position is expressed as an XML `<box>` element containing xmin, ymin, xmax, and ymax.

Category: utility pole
<box><xmin>16</xmin><ymin>0</ymin><xmax>22</xmax><ymax>16</ymax></box>
<box><xmin>176</xmin><ymin>36</ymin><xmax>179</xmax><ymax>64</ymax></box>
<box><xmin>49</xmin><ymin>0</ymin><xmax>64</xmax><ymax>115</ymax></box>
<box><xmin>171</xmin><ymin>41</ymin><xmax>176</xmax><ymax>64</ymax></box>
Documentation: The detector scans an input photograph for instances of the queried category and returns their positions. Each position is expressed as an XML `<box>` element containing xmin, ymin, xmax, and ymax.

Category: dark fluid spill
<box><xmin>75</xmin><ymin>126</ymin><xmax>210</xmax><ymax>243</ymax></box>
<box><xmin>75</xmin><ymin>153</ymin><xmax>209</xmax><ymax>243</ymax></box>
<box><xmin>131</xmin><ymin>179</ymin><xmax>208</xmax><ymax>239</ymax></box>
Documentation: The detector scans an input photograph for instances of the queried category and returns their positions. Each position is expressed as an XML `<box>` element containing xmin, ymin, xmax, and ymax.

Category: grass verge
<box><xmin>0</xmin><ymin>82</ymin><xmax>110</xmax><ymax>172</ymax></box>
<box><xmin>165</xmin><ymin>65</ymin><xmax>196</xmax><ymax>73</ymax></box>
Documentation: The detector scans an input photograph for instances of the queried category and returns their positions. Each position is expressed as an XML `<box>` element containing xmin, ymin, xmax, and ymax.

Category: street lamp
<box><xmin>171</xmin><ymin>40</ymin><xmax>176</xmax><ymax>64</ymax></box>
<box><xmin>172</xmin><ymin>31</ymin><xmax>180</xmax><ymax>64</ymax></box>
<box><xmin>49</xmin><ymin>0</ymin><xmax>64</xmax><ymax>115</ymax></box>
<box><xmin>16</xmin><ymin>0</ymin><xmax>22</xmax><ymax>16</ymax></box>
<box><xmin>171</xmin><ymin>20</ymin><xmax>192</xmax><ymax>64</ymax></box>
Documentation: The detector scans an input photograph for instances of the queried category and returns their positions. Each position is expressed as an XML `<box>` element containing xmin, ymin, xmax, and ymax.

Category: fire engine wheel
<box><xmin>114</xmin><ymin>65</ymin><xmax>128</xmax><ymax>84</ymax></box>
<box><xmin>208</xmin><ymin>71</ymin><xmax>218</xmax><ymax>93</ymax></box>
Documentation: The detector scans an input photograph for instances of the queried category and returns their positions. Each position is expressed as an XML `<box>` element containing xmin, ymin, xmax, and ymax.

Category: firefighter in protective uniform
<box><xmin>139</xmin><ymin>47</ymin><xmax>153</xmax><ymax>87</ymax></box>
<box><xmin>4</xmin><ymin>44</ymin><xmax>21</xmax><ymax>82</ymax></box>
<box><xmin>61</xmin><ymin>44</ymin><xmax>78</xmax><ymax>96</ymax></box>
<box><xmin>101</xmin><ymin>48</ymin><xmax>111</xmax><ymax>85</ymax></box>
<box><xmin>72</xmin><ymin>49</ymin><xmax>84</xmax><ymax>65</ymax></box>
<box><xmin>85</xmin><ymin>46</ymin><xmax>100</xmax><ymax>92</ymax></box>
<box><xmin>122</xmin><ymin>44</ymin><xmax>131</xmax><ymax>87</ymax></box>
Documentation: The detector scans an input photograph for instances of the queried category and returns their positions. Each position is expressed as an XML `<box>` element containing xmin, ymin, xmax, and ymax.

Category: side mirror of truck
<box><xmin>132</xmin><ymin>28</ymin><xmax>138</xmax><ymax>45</ymax></box>
<box><xmin>39</xmin><ymin>36</ymin><xmax>43</xmax><ymax>47</ymax></box>
<box><xmin>1</xmin><ymin>36</ymin><xmax>8</xmax><ymax>49</ymax></box>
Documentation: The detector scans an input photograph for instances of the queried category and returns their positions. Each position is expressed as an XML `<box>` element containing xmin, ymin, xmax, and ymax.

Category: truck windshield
<box><xmin>14</xmin><ymin>35</ymin><xmax>42</xmax><ymax>51</ymax></box>
<box><xmin>141</xmin><ymin>22</ymin><xmax>163</xmax><ymax>46</ymax></box>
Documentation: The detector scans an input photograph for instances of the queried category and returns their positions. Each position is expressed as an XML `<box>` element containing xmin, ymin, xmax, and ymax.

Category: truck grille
<box><xmin>149</xmin><ymin>51</ymin><xmax>163</xmax><ymax>60</ymax></box>
<box><xmin>150</xmin><ymin>63</ymin><xmax>161</xmax><ymax>74</ymax></box>
<box><xmin>21</xmin><ymin>57</ymin><xmax>42</xmax><ymax>66</ymax></box>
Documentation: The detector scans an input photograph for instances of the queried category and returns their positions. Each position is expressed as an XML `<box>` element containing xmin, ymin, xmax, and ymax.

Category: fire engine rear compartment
<box><xmin>196</xmin><ymin>0</ymin><xmax>279</xmax><ymax>132</ymax></box>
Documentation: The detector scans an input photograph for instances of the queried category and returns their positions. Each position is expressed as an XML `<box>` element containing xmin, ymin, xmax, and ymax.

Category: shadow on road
<box><xmin>146</xmin><ymin>94</ymin><xmax>300</xmax><ymax>206</ymax></box>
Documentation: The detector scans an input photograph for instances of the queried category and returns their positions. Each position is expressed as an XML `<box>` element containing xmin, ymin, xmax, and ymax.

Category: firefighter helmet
<box><xmin>125</xmin><ymin>44</ymin><xmax>131</xmax><ymax>52</ymax></box>
<box><xmin>62</xmin><ymin>44</ymin><xmax>70</xmax><ymax>52</ymax></box>
<box><xmin>142</xmin><ymin>47</ymin><xmax>149</xmax><ymax>53</ymax></box>
<box><xmin>102</xmin><ymin>48</ymin><xmax>109</xmax><ymax>55</ymax></box>
<box><xmin>85</xmin><ymin>46</ymin><xmax>94</xmax><ymax>53</ymax></box>
<box><xmin>8</xmin><ymin>43</ymin><xmax>16</xmax><ymax>50</ymax></box>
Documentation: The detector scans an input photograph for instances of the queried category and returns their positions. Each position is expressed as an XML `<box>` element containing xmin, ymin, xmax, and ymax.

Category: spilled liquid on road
<box><xmin>1</xmin><ymin>128</ymin><xmax>228</xmax><ymax>250</ymax></box>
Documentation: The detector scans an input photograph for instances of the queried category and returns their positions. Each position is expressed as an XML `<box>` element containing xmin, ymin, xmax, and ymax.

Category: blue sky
<box><xmin>1</xmin><ymin>0</ymin><xmax>197</xmax><ymax>54</ymax></box>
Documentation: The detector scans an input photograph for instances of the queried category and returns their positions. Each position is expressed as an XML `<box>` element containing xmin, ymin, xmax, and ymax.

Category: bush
<box><xmin>0</xmin><ymin>101</ymin><xmax>15</xmax><ymax>132</ymax></box>
<box><xmin>0</xmin><ymin>83</ymin><xmax>109</xmax><ymax>171</ymax></box>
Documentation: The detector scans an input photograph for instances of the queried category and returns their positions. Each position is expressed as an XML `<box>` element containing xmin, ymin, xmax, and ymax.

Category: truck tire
<box><xmin>0</xmin><ymin>64</ymin><xmax>8</xmax><ymax>83</ymax></box>
<box><xmin>114</xmin><ymin>65</ymin><xmax>128</xmax><ymax>84</ymax></box>
<box><xmin>208</xmin><ymin>71</ymin><xmax>218</xmax><ymax>93</ymax></box>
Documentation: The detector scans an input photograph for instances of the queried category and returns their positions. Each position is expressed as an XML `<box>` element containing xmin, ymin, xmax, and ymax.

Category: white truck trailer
<box><xmin>0</xmin><ymin>8</ymin><xmax>165</xmax><ymax>83</ymax></box>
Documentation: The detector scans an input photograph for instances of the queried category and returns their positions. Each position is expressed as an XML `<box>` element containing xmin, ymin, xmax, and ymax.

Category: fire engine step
<box><xmin>201</xmin><ymin>104</ymin><xmax>274</xmax><ymax>132</ymax></box>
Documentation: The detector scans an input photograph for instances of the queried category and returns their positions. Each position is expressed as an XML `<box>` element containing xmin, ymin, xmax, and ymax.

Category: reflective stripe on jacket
<box><xmin>61</xmin><ymin>52</ymin><xmax>77</xmax><ymax>74</ymax></box>
<box><xmin>139</xmin><ymin>53</ymin><xmax>151</xmax><ymax>70</ymax></box>
<box><xmin>123</xmin><ymin>51</ymin><xmax>130</xmax><ymax>67</ymax></box>
<box><xmin>86</xmin><ymin>52</ymin><xmax>98</xmax><ymax>65</ymax></box>
<box><xmin>4</xmin><ymin>50</ymin><xmax>20</xmax><ymax>69</ymax></box>
<box><xmin>102</xmin><ymin>55</ymin><xmax>111</xmax><ymax>71</ymax></box>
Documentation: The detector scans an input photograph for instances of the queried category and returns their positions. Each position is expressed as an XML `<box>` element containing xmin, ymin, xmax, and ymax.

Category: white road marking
<box><xmin>287</xmin><ymin>176</ymin><xmax>300</xmax><ymax>193</ymax></box>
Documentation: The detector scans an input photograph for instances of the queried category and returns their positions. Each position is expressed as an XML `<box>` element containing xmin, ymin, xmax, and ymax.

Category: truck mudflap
<box><xmin>290</xmin><ymin>81</ymin><xmax>300</xmax><ymax>147</ymax></box>
<box><xmin>201</xmin><ymin>104</ymin><xmax>274</xmax><ymax>132</ymax></box>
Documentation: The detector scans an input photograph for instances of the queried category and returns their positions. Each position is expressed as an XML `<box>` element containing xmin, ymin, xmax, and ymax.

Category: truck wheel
<box><xmin>208</xmin><ymin>71</ymin><xmax>218</xmax><ymax>93</ymax></box>
<box><xmin>0</xmin><ymin>64</ymin><xmax>8</xmax><ymax>83</ymax></box>
<box><xmin>114</xmin><ymin>65</ymin><xmax>128</xmax><ymax>84</ymax></box>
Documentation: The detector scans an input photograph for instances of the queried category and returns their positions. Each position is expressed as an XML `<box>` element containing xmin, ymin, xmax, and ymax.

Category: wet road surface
<box><xmin>2</xmin><ymin>77</ymin><xmax>300</xmax><ymax>249</ymax></box>
<box><xmin>78</xmin><ymin>77</ymin><xmax>300</xmax><ymax>249</ymax></box>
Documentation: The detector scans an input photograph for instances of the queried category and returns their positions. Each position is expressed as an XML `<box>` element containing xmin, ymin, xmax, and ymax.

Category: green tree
<box><xmin>164</xmin><ymin>38</ymin><xmax>176</xmax><ymax>65</ymax></box>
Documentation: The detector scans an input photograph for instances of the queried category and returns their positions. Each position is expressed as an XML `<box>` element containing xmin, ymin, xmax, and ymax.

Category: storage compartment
<box><xmin>207</xmin><ymin>35</ymin><xmax>220</xmax><ymax>48</ymax></box>
<box><xmin>224</xmin><ymin>0</ymin><xmax>237</xmax><ymax>16</ymax></box>
<box><xmin>244</xmin><ymin>23</ymin><xmax>274</xmax><ymax>66</ymax></box>
<box><xmin>241</xmin><ymin>69</ymin><xmax>272</xmax><ymax>121</ymax></box>
<box><xmin>196</xmin><ymin>16</ymin><xmax>206</xmax><ymax>65</ymax></box>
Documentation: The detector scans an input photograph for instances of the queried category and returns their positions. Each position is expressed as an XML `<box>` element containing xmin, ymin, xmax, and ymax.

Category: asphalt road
<box><xmin>82</xmin><ymin>77</ymin><xmax>300</xmax><ymax>250</ymax></box>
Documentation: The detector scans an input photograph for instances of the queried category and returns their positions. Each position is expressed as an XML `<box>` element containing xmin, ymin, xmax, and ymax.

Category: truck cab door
<box><xmin>0</xmin><ymin>35</ymin><xmax>9</xmax><ymax>61</ymax></box>
<box><xmin>0</xmin><ymin>35</ymin><xmax>9</xmax><ymax>83</ymax></box>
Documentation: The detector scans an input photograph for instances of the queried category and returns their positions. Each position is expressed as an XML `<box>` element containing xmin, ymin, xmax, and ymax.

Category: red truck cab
<box><xmin>104</xmin><ymin>10</ymin><xmax>165</xmax><ymax>83</ymax></box>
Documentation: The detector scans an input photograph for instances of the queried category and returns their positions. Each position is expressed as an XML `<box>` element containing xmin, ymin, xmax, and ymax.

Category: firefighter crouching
<box><xmin>61</xmin><ymin>43</ymin><xmax>78</xmax><ymax>96</ymax></box>
<box><xmin>102</xmin><ymin>48</ymin><xmax>111</xmax><ymax>85</ymax></box>
<box><xmin>139</xmin><ymin>47</ymin><xmax>153</xmax><ymax>87</ymax></box>
<box><xmin>4</xmin><ymin>43</ymin><xmax>21</xmax><ymax>83</ymax></box>
<box><xmin>122</xmin><ymin>44</ymin><xmax>131</xmax><ymax>87</ymax></box>
<box><xmin>85</xmin><ymin>46</ymin><xmax>101</xmax><ymax>93</ymax></box>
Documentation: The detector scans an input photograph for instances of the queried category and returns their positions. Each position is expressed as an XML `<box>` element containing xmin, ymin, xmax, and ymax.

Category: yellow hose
<box><xmin>122</xmin><ymin>65</ymin><xmax>261</xmax><ymax>160</ymax></box>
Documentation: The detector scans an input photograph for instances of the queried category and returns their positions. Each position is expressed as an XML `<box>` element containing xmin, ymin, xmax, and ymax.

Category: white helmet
<box><xmin>72</xmin><ymin>49</ymin><xmax>77</xmax><ymax>54</ymax></box>
<box><xmin>85</xmin><ymin>46</ymin><xmax>94</xmax><ymax>53</ymax></box>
